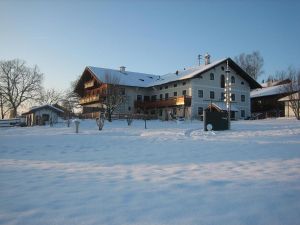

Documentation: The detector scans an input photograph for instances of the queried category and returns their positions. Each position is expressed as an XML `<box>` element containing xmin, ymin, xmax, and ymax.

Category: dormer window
<box><xmin>139</xmin><ymin>79</ymin><xmax>144</xmax><ymax>82</ymax></box>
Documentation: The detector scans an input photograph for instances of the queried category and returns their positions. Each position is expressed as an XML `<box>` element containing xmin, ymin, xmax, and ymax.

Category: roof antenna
<box><xmin>197</xmin><ymin>54</ymin><xmax>202</xmax><ymax>66</ymax></box>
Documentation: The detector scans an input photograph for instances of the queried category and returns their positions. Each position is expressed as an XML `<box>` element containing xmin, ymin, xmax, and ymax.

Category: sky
<box><xmin>1</xmin><ymin>0</ymin><xmax>300</xmax><ymax>91</ymax></box>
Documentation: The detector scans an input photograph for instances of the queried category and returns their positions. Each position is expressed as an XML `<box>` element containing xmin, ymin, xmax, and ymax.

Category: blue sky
<box><xmin>1</xmin><ymin>0</ymin><xmax>300</xmax><ymax>90</ymax></box>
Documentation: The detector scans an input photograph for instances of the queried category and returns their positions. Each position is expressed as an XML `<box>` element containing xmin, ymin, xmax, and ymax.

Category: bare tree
<box><xmin>266</xmin><ymin>70</ymin><xmax>290</xmax><ymax>84</ymax></box>
<box><xmin>234</xmin><ymin>51</ymin><xmax>264</xmax><ymax>80</ymax></box>
<box><xmin>61</xmin><ymin>77</ymin><xmax>82</xmax><ymax>127</ymax></box>
<box><xmin>101</xmin><ymin>73</ymin><xmax>126</xmax><ymax>122</ymax></box>
<box><xmin>37</xmin><ymin>88</ymin><xmax>63</xmax><ymax>105</ymax></box>
<box><xmin>0</xmin><ymin>59</ymin><xmax>43</xmax><ymax>118</ymax></box>
<box><xmin>0</xmin><ymin>91</ymin><xmax>11</xmax><ymax>119</ymax></box>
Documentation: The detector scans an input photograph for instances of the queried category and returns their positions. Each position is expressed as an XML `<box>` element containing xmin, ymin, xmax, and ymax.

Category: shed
<box><xmin>22</xmin><ymin>105</ymin><xmax>64</xmax><ymax>126</ymax></box>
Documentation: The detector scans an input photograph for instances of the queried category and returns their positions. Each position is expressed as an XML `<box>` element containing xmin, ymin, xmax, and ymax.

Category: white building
<box><xmin>75</xmin><ymin>56</ymin><xmax>261</xmax><ymax>120</ymax></box>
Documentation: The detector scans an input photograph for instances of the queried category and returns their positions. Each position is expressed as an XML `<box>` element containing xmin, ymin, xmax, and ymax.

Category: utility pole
<box><xmin>224</xmin><ymin>60</ymin><xmax>231</xmax><ymax>129</ymax></box>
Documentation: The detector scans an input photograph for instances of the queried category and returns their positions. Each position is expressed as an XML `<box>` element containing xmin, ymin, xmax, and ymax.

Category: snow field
<box><xmin>0</xmin><ymin>118</ymin><xmax>300</xmax><ymax>225</ymax></box>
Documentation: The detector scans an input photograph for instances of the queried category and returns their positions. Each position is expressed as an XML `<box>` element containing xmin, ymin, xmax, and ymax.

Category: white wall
<box><xmin>191</xmin><ymin>62</ymin><xmax>251</xmax><ymax>119</ymax></box>
<box><xmin>34</xmin><ymin>109</ymin><xmax>60</xmax><ymax>125</ymax></box>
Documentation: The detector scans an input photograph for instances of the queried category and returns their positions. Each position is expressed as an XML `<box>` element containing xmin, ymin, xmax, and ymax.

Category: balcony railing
<box><xmin>135</xmin><ymin>96</ymin><xmax>191</xmax><ymax>109</ymax></box>
<box><xmin>84</xmin><ymin>86</ymin><xmax>107</xmax><ymax>96</ymax></box>
<box><xmin>79</xmin><ymin>95</ymin><xmax>100</xmax><ymax>105</ymax></box>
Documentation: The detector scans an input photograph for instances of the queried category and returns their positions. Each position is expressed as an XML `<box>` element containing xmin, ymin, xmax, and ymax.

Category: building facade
<box><xmin>74</xmin><ymin>56</ymin><xmax>261</xmax><ymax>120</ymax></box>
<box><xmin>22</xmin><ymin>105</ymin><xmax>64</xmax><ymax>126</ymax></box>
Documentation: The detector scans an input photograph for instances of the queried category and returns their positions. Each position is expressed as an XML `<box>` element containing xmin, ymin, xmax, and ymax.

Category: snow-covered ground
<box><xmin>1</xmin><ymin>118</ymin><xmax>300</xmax><ymax>225</ymax></box>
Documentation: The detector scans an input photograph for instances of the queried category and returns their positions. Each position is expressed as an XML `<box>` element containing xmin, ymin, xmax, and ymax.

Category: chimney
<box><xmin>120</xmin><ymin>66</ymin><xmax>126</xmax><ymax>73</ymax></box>
<box><xmin>204</xmin><ymin>53</ymin><xmax>210</xmax><ymax>65</ymax></box>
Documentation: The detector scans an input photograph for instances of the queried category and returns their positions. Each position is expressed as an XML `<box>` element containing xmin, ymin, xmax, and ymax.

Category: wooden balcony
<box><xmin>79</xmin><ymin>95</ymin><xmax>100</xmax><ymax>105</ymax></box>
<box><xmin>84</xmin><ymin>86</ymin><xmax>107</xmax><ymax>96</ymax></box>
<box><xmin>135</xmin><ymin>96</ymin><xmax>192</xmax><ymax>109</ymax></box>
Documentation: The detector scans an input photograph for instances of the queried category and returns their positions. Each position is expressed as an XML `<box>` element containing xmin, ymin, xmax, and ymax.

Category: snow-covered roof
<box><xmin>278</xmin><ymin>92</ymin><xmax>300</xmax><ymax>101</ymax></box>
<box><xmin>87</xmin><ymin>61</ymin><xmax>226</xmax><ymax>88</ymax></box>
<box><xmin>250</xmin><ymin>84</ymin><xmax>289</xmax><ymax>98</ymax></box>
<box><xmin>23</xmin><ymin>104</ymin><xmax>64</xmax><ymax>115</ymax></box>
<box><xmin>211</xmin><ymin>102</ymin><xmax>239</xmax><ymax>112</ymax></box>
<box><xmin>82</xmin><ymin>57</ymin><xmax>261</xmax><ymax>90</ymax></box>
<box><xmin>87</xmin><ymin>66</ymin><xmax>159</xmax><ymax>88</ymax></box>
<box><xmin>149</xmin><ymin>58</ymin><xmax>226</xmax><ymax>86</ymax></box>
<box><xmin>250</xmin><ymin>82</ymin><xmax>300</xmax><ymax>98</ymax></box>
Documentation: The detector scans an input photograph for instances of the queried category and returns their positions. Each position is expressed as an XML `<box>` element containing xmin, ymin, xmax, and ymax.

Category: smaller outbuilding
<box><xmin>22</xmin><ymin>105</ymin><xmax>64</xmax><ymax>126</ymax></box>
<box><xmin>278</xmin><ymin>92</ymin><xmax>300</xmax><ymax>119</ymax></box>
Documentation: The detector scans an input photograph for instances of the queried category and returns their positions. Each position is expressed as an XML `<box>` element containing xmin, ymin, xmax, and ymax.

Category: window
<box><xmin>231</xmin><ymin>93</ymin><xmax>235</xmax><ymax>101</ymax></box>
<box><xmin>137</xmin><ymin>95</ymin><xmax>142</xmax><ymax>101</ymax></box>
<box><xmin>210</xmin><ymin>91</ymin><xmax>215</xmax><ymax>99</ymax></box>
<box><xmin>221</xmin><ymin>74</ymin><xmax>225</xmax><ymax>88</ymax></box>
<box><xmin>241</xmin><ymin>95</ymin><xmax>245</xmax><ymax>102</ymax></box>
<box><xmin>221</xmin><ymin>92</ymin><xmax>225</xmax><ymax>100</ymax></box>
<box><xmin>165</xmin><ymin>93</ymin><xmax>169</xmax><ymax>99</ymax></box>
<box><xmin>160</xmin><ymin>94</ymin><xmax>163</xmax><ymax>100</ymax></box>
<box><xmin>174</xmin><ymin>83</ymin><xmax>177</xmax><ymax>87</ymax></box>
<box><xmin>159</xmin><ymin>87</ymin><xmax>162</xmax><ymax>90</ymax></box>
<box><xmin>182</xmin><ymin>82</ymin><xmax>186</xmax><ymax>86</ymax></box>
<box><xmin>165</xmin><ymin>86</ymin><xmax>168</xmax><ymax>89</ymax></box>
<box><xmin>173</xmin><ymin>92</ymin><xmax>177</xmax><ymax>97</ymax></box>
<box><xmin>151</xmin><ymin>95</ymin><xmax>157</xmax><ymax>101</ymax></box>
<box><xmin>182</xmin><ymin>90</ymin><xmax>187</xmax><ymax>96</ymax></box>
<box><xmin>210</xmin><ymin>73</ymin><xmax>214</xmax><ymax>80</ymax></box>
<box><xmin>221</xmin><ymin>66</ymin><xmax>225</xmax><ymax>71</ymax></box>
<box><xmin>151</xmin><ymin>110</ymin><xmax>155</xmax><ymax>115</ymax></box>
<box><xmin>241</xmin><ymin>81</ymin><xmax>244</xmax><ymax>85</ymax></box>
<box><xmin>159</xmin><ymin>109</ymin><xmax>163</xmax><ymax>116</ymax></box>
<box><xmin>231</xmin><ymin>76</ymin><xmax>235</xmax><ymax>84</ymax></box>
<box><xmin>144</xmin><ymin>96</ymin><xmax>150</xmax><ymax>101</ymax></box>
<box><xmin>241</xmin><ymin>110</ymin><xmax>245</xmax><ymax>118</ymax></box>
<box><xmin>120</xmin><ymin>88</ymin><xmax>125</xmax><ymax>95</ymax></box>
<box><xmin>198</xmin><ymin>107</ymin><xmax>203</xmax><ymax>115</ymax></box>
<box><xmin>128</xmin><ymin>106</ymin><xmax>131</xmax><ymax>111</ymax></box>
<box><xmin>198</xmin><ymin>90</ymin><xmax>203</xmax><ymax>98</ymax></box>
